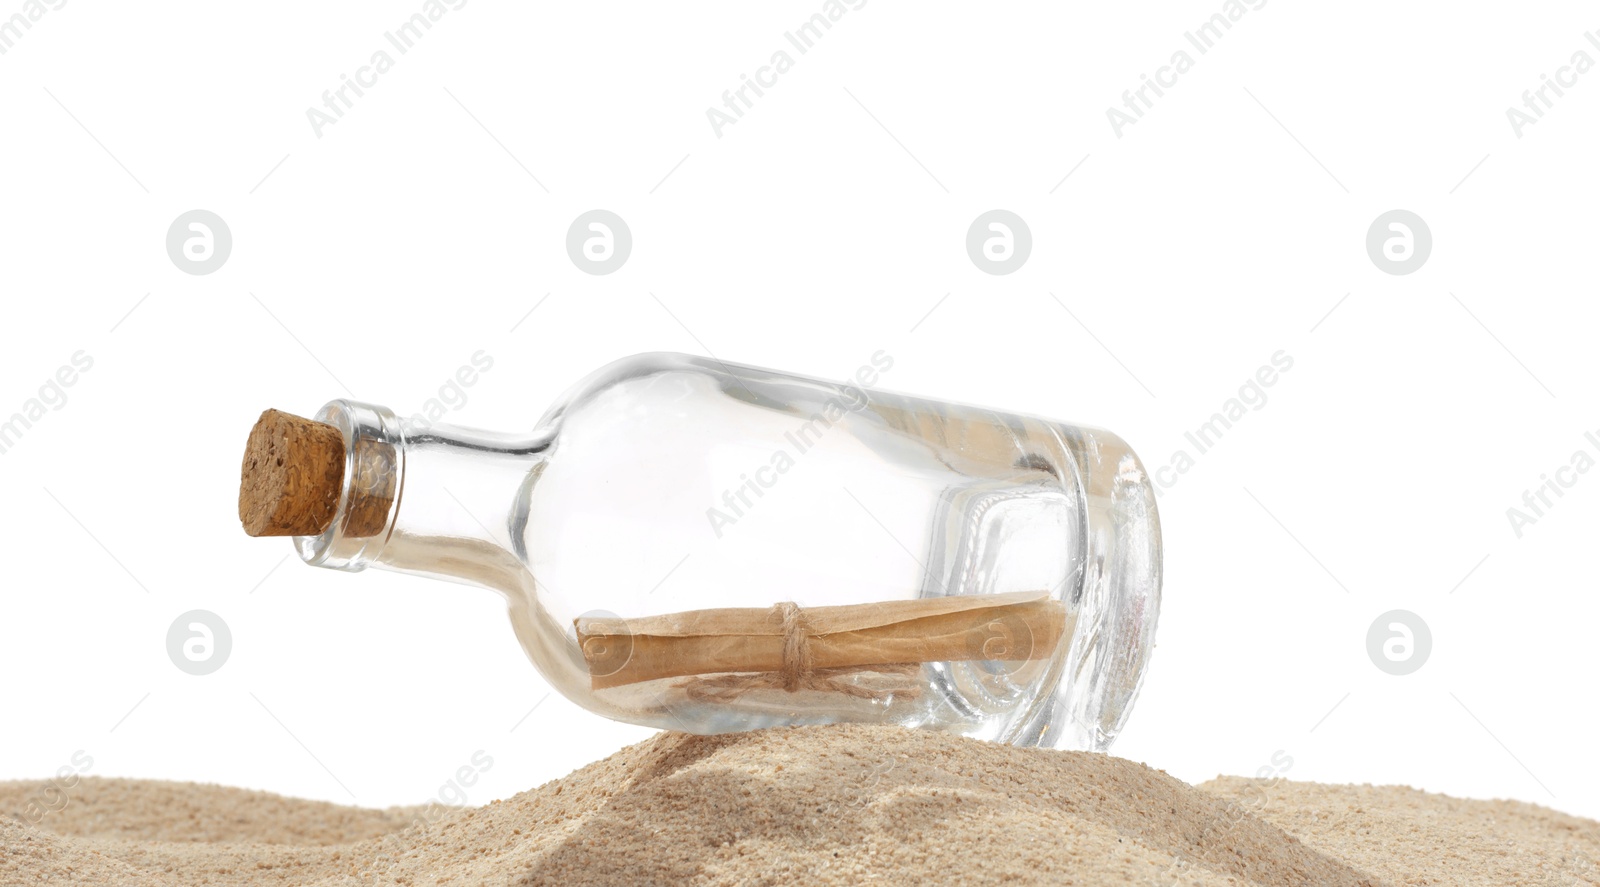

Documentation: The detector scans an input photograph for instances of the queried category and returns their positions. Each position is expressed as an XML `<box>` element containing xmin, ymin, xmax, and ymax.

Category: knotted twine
<box><xmin>675</xmin><ymin>601</ymin><xmax>924</xmax><ymax>703</ymax></box>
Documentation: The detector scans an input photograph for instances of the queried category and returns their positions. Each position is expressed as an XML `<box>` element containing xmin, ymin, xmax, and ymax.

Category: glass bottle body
<box><xmin>297</xmin><ymin>352</ymin><xmax>1161</xmax><ymax>751</ymax></box>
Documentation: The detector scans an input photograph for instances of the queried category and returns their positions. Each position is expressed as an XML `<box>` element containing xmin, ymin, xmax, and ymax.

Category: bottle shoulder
<box><xmin>538</xmin><ymin>352</ymin><xmax>731</xmax><ymax>429</ymax></box>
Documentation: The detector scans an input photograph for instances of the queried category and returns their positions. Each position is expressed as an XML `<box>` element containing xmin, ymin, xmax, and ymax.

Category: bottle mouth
<box><xmin>295</xmin><ymin>400</ymin><xmax>407</xmax><ymax>571</ymax></box>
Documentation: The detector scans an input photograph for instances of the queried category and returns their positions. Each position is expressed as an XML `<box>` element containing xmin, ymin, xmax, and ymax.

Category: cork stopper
<box><xmin>239</xmin><ymin>409</ymin><xmax>345</xmax><ymax>537</ymax></box>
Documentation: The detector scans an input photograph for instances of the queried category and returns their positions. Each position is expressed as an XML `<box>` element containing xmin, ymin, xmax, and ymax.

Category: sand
<box><xmin>3</xmin><ymin>725</ymin><xmax>1596</xmax><ymax>886</ymax></box>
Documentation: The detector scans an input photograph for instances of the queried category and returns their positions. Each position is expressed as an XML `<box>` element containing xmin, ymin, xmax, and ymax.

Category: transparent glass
<box><xmin>294</xmin><ymin>352</ymin><xmax>1161</xmax><ymax>751</ymax></box>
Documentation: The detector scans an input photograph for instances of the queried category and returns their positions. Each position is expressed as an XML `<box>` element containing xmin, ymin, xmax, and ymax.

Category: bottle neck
<box><xmin>295</xmin><ymin>400</ymin><xmax>548</xmax><ymax>592</ymax></box>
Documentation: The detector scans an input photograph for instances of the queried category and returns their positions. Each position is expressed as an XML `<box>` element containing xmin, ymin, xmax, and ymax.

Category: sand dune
<box><xmin>3</xmin><ymin>725</ymin><xmax>1595</xmax><ymax>885</ymax></box>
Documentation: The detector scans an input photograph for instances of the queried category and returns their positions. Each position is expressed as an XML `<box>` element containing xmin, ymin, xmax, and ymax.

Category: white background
<box><xmin>3</xmin><ymin>1</ymin><xmax>1598</xmax><ymax>821</ymax></box>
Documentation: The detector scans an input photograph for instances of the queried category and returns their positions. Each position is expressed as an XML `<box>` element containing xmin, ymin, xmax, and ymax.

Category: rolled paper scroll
<box><xmin>574</xmin><ymin>590</ymin><xmax>1070</xmax><ymax>693</ymax></box>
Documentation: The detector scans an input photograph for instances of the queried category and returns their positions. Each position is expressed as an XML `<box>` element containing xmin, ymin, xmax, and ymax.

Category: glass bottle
<box><xmin>240</xmin><ymin>352</ymin><xmax>1162</xmax><ymax>751</ymax></box>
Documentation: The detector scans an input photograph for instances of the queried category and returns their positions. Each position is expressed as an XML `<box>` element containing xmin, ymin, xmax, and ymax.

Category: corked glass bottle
<box><xmin>239</xmin><ymin>352</ymin><xmax>1162</xmax><ymax>750</ymax></box>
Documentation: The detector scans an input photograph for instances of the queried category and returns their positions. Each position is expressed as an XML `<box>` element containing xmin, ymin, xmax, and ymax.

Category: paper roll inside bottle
<box><xmin>574</xmin><ymin>591</ymin><xmax>1070</xmax><ymax>692</ymax></box>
